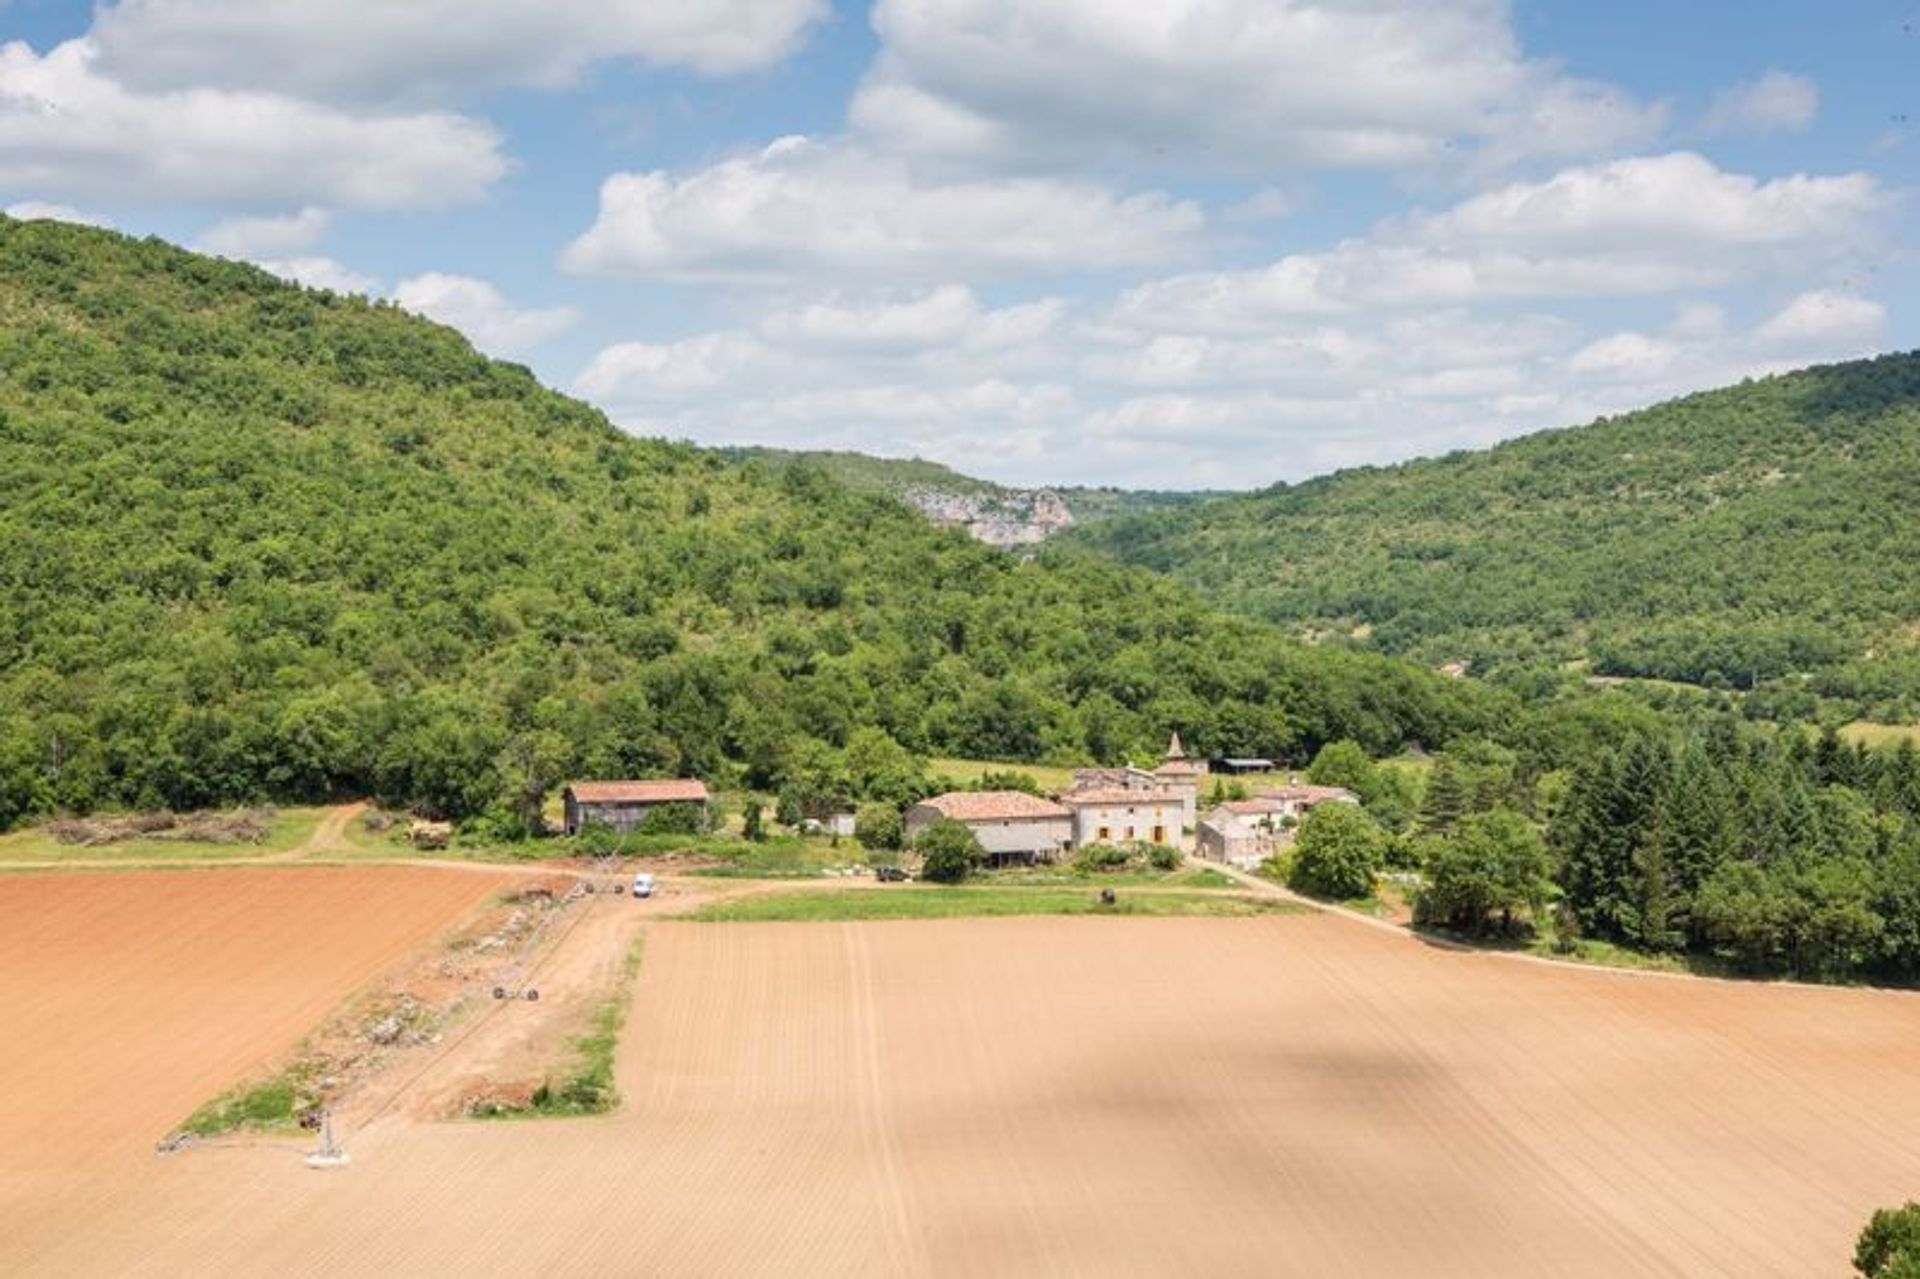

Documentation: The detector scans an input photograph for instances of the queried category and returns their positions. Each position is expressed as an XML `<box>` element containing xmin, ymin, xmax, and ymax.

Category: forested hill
<box><xmin>1072</xmin><ymin>355</ymin><xmax>1920</xmax><ymax>720</ymax></box>
<box><xmin>0</xmin><ymin>218</ymin><xmax>1513</xmax><ymax>830</ymax></box>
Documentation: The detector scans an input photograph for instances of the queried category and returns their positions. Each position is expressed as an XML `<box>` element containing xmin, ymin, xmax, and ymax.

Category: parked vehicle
<box><xmin>874</xmin><ymin>866</ymin><xmax>911</xmax><ymax>883</ymax></box>
<box><xmin>631</xmin><ymin>872</ymin><xmax>655</xmax><ymax>898</ymax></box>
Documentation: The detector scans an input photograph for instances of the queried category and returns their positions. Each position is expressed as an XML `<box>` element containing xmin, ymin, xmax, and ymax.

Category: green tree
<box><xmin>742</xmin><ymin>798</ymin><xmax>766</xmax><ymax>842</ymax></box>
<box><xmin>1288</xmin><ymin>803</ymin><xmax>1387</xmax><ymax>901</ymax></box>
<box><xmin>914</xmin><ymin>817</ymin><xmax>982</xmax><ymax>884</ymax></box>
<box><xmin>1415</xmin><ymin>808</ymin><xmax>1553</xmax><ymax>937</ymax></box>
<box><xmin>495</xmin><ymin>729</ymin><xmax>572</xmax><ymax>838</ymax></box>
<box><xmin>1855</xmin><ymin>1203</ymin><xmax>1920</xmax><ymax>1278</ymax></box>
<box><xmin>1421</xmin><ymin>756</ymin><xmax>1471</xmax><ymax>835</ymax></box>
<box><xmin>854</xmin><ymin>800</ymin><xmax>902</xmax><ymax>851</ymax></box>
<box><xmin>1308</xmin><ymin>739</ymin><xmax>1378</xmax><ymax>797</ymax></box>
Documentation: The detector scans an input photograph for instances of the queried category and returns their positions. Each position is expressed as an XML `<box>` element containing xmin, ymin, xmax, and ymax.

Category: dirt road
<box><xmin>13</xmin><ymin>908</ymin><xmax>1920</xmax><ymax>1277</ymax></box>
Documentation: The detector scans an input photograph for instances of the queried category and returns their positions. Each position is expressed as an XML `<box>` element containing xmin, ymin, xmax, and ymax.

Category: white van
<box><xmin>631</xmin><ymin>872</ymin><xmax>656</xmax><ymax>899</ymax></box>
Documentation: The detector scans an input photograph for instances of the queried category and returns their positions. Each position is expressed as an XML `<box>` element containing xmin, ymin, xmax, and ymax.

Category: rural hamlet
<box><xmin>901</xmin><ymin>736</ymin><xmax>1354</xmax><ymax>867</ymax></box>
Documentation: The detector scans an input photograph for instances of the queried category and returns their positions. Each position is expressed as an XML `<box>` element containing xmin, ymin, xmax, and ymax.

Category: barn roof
<box><xmin>917</xmin><ymin>791</ymin><xmax>1071</xmax><ymax>821</ymax></box>
<box><xmin>566</xmin><ymin>779</ymin><xmax>710</xmax><ymax>804</ymax></box>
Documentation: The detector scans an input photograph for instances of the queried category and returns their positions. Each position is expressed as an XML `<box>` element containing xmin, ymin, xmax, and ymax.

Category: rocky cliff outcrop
<box><xmin>902</xmin><ymin>486</ymin><xmax>1076</xmax><ymax>549</ymax></box>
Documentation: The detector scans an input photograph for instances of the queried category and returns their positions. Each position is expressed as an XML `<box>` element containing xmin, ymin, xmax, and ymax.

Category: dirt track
<box><xmin>11</xmin><ymin>900</ymin><xmax>1920</xmax><ymax>1277</ymax></box>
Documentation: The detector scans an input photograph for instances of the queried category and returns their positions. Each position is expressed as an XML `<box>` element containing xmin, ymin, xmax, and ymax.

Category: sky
<box><xmin>0</xmin><ymin>1</ymin><xmax>1913</xmax><ymax>489</ymax></box>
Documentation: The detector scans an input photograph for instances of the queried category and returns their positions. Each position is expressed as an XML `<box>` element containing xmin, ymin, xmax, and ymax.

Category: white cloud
<box><xmin>0</xmin><ymin>39</ymin><xmax>506</xmax><ymax>210</ymax></box>
<box><xmin>196</xmin><ymin>207</ymin><xmax>329</xmax><ymax>258</ymax></box>
<box><xmin>255</xmin><ymin>257</ymin><xmax>378</xmax><ymax>294</ymax></box>
<box><xmin>1417</xmin><ymin>152</ymin><xmax>1873</xmax><ymax>248</ymax></box>
<box><xmin>1116</xmin><ymin>153</ymin><xmax>1885</xmax><ymax>332</ymax></box>
<box><xmin>4</xmin><ymin>199</ymin><xmax>111</xmax><ymax>226</ymax></box>
<box><xmin>1568</xmin><ymin>332</ymin><xmax>1680</xmax><ymax>380</ymax></box>
<box><xmin>758</xmin><ymin>285</ymin><xmax>1065</xmax><ymax>352</ymax></box>
<box><xmin>90</xmin><ymin>0</ymin><xmax>827</xmax><ymax>102</ymax></box>
<box><xmin>1223</xmin><ymin>187</ymin><xmax>1296</xmax><ymax>224</ymax></box>
<box><xmin>561</xmin><ymin>135</ymin><xmax>1205</xmax><ymax>283</ymax></box>
<box><xmin>851</xmin><ymin>0</ymin><xmax>1664</xmax><ymax>175</ymax></box>
<box><xmin>1753</xmin><ymin>290</ymin><xmax>1885</xmax><ymax>348</ymax></box>
<box><xmin>392</xmin><ymin>273</ymin><xmax>578</xmax><ymax>358</ymax></box>
<box><xmin>1702</xmin><ymin>71</ymin><xmax>1819</xmax><ymax>137</ymax></box>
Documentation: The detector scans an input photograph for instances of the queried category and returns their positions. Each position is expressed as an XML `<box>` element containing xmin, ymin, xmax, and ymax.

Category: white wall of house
<box><xmin>1069</xmin><ymin>798</ymin><xmax>1188</xmax><ymax>850</ymax></box>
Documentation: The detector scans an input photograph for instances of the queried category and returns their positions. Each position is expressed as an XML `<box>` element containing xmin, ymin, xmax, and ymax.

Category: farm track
<box><xmin>10</xmin><ymin>897</ymin><xmax>1920</xmax><ymax>1276</ymax></box>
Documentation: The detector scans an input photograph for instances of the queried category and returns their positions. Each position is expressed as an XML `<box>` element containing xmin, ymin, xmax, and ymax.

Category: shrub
<box><xmin>915</xmin><ymin>818</ymin><xmax>983</xmax><ymax>884</ymax></box>
<box><xmin>1074</xmin><ymin>842</ymin><xmax>1131</xmax><ymax>871</ymax></box>
<box><xmin>855</xmin><ymin>801</ymin><xmax>903</xmax><ymax>850</ymax></box>
<box><xmin>1146</xmin><ymin>843</ymin><xmax>1180</xmax><ymax>871</ymax></box>
<box><xmin>638</xmin><ymin>801</ymin><xmax>706</xmax><ymax>836</ymax></box>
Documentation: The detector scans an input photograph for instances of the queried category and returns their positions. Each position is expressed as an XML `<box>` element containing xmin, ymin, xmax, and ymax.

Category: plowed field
<box><xmin>11</xmin><ymin>908</ymin><xmax>1920</xmax><ymax>1276</ymax></box>
<box><xmin>0</xmin><ymin>865</ymin><xmax>509</xmax><ymax>1269</ymax></box>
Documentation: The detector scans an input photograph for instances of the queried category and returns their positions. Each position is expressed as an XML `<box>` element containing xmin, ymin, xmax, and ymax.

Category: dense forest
<box><xmin>0</xmin><ymin>217</ymin><xmax>1519</xmax><ymax>833</ymax></box>
<box><xmin>1071</xmin><ymin>356</ymin><xmax>1920</xmax><ymax>721</ymax></box>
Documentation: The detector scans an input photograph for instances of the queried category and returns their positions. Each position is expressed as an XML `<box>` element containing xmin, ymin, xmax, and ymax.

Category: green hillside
<box><xmin>1074</xmin><ymin>355</ymin><xmax>1920</xmax><ymax>720</ymax></box>
<box><xmin>0</xmin><ymin>218</ymin><xmax>1511</xmax><ymax>831</ymax></box>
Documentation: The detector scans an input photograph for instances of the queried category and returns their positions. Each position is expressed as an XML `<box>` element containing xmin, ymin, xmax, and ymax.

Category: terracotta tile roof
<box><xmin>917</xmin><ymin>791</ymin><xmax>1071</xmax><ymax>821</ymax></box>
<box><xmin>1222</xmin><ymin>798</ymin><xmax>1286</xmax><ymax>815</ymax></box>
<box><xmin>566</xmin><ymin>779</ymin><xmax>710</xmax><ymax>804</ymax></box>
<box><xmin>1061</xmin><ymin>787</ymin><xmax>1181</xmax><ymax>806</ymax></box>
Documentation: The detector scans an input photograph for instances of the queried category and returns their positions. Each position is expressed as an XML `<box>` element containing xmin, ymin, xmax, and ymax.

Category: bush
<box><xmin>854</xmin><ymin>801</ymin><xmax>903</xmax><ymax>850</ymax></box>
<box><xmin>1288</xmin><ymin>803</ymin><xmax>1387</xmax><ymax>900</ymax></box>
<box><xmin>575</xmin><ymin>820</ymin><xmax>619</xmax><ymax>857</ymax></box>
<box><xmin>638</xmin><ymin>801</ymin><xmax>706</xmax><ymax>836</ymax></box>
<box><xmin>1146</xmin><ymin>843</ymin><xmax>1180</xmax><ymax>871</ymax></box>
<box><xmin>1073</xmin><ymin>842</ymin><xmax>1131</xmax><ymax>871</ymax></box>
<box><xmin>915</xmin><ymin>818</ymin><xmax>982</xmax><ymax>884</ymax></box>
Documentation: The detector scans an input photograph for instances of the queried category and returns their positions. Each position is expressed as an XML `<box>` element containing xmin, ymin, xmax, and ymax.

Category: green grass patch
<box><xmin>684</xmin><ymin>836</ymin><xmax>869</xmax><ymax>879</ymax></box>
<box><xmin>926</xmin><ymin>757</ymin><xmax>1077</xmax><ymax>793</ymax></box>
<box><xmin>473</xmin><ymin>935</ymin><xmax>645</xmax><ymax>1120</ymax></box>
<box><xmin>986</xmin><ymin>864</ymin><xmax>1237</xmax><ymax>889</ymax></box>
<box><xmin>0</xmin><ymin>806</ymin><xmax>329</xmax><ymax>864</ymax></box>
<box><xmin>1840</xmin><ymin>721</ymin><xmax>1920</xmax><ymax>749</ymax></box>
<box><xmin>689</xmin><ymin>886</ymin><xmax>1305</xmax><ymax>923</ymax></box>
<box><xmin>176</xmin><ymin>1063</ymin><xmax>318</xmax><ymax>1138</ymax></box>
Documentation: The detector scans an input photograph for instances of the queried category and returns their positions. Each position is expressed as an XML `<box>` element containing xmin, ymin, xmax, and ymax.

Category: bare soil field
<box><xmin>0</xmin><ymin>865</ymin><xmax>510</xmax><ymax>1265</ymax></box>
<box><xmin>12</xmin><ymin>907</ymin><xmax>1920</xmax><ymax>1277</ymax></box>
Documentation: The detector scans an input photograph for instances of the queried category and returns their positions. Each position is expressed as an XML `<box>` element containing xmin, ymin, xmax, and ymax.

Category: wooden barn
<box><xmin>563</xmin><ymin>779</ymin><xmax>710</xmax><ymax>835</ymax></box>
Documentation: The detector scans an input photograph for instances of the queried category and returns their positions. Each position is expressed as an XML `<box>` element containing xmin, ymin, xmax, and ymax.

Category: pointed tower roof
<box><xmin>1165</xmin><ymin>732</ymin><xmax>1187</xmax><ymax>761</ymax></box>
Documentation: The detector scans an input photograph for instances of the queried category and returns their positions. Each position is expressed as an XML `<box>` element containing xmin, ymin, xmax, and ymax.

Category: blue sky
<box><xmin>1</xmin><ymin>1</ymin><xmax>1912</xmax><ymax>487</ymax></box>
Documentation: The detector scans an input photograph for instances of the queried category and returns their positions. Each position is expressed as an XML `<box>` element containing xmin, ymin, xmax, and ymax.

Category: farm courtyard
<box><xmin>5</xmin><ymin>868</ymin><xmax>1920</xmax><ymax>1277</ymax></box>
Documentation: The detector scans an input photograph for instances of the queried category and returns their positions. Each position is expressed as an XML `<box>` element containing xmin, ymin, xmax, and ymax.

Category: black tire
<box><xmin>493</xmin><ymin>986</ymin><xmax>507</xmax><ymax>1000</ymax></box>
<box><xmin>526</xmin><ymin>989</ymin><xmax>539</xmax><ymax>1002</ymax></box>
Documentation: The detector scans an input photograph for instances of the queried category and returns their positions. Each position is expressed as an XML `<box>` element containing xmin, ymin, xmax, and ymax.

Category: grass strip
<box><xmin>689</xmin><ymin>886</ymin><xmax>1306</xmax><ymax>923</ymax></box>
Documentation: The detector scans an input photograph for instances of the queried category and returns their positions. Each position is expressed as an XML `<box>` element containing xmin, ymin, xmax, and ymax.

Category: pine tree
<box><xmin>1623</xmin><ymin>819</ymin><xmax>1686</xmax><ymax>952</ymax></box>
<box><xmin>1421</xmin><ymin>757</ymin><xmax>1470</xmax><ymax>836</ymax></box>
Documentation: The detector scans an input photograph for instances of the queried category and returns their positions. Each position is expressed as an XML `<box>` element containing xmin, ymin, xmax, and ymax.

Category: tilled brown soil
<box><xmin>11</xmin><ymin>908</ymin><xmax>1920</xmax><ymax>1277</ymax></box>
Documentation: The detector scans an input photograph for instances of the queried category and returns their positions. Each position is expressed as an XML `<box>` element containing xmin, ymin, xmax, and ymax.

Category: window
<box><xmin>1097</xmin><ymin>825</ymin><xmax>1110</xmax><ymax>841</ymax></box>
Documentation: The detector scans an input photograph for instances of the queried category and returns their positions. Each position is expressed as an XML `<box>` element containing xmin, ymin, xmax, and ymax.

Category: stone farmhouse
<box><xmin>904</xmin><ymin>790</ymin><xmax>1073</xmax><ymax>866</ymax></box>
<box><xmin>1061</xmin><ymin>787</ymin><xmax>1186</xmax><ymax>849</ymax></box>
<box><xmin>563</xmin><ymin>779</ymin><xmax>711</xmax><ymax>836</ymax></box>
<box><xmin>913</xmin><ymin>736</ymin><xmax>1209</xmax><ymax>862</ymax></box>
<box><xmin>1195</xmin><ymin>783</ymin><xmax>1358</xmax><ymax>869</ymax></box>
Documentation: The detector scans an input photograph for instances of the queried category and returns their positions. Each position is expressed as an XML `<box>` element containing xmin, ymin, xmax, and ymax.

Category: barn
<box><xmin>562</xmin><ymin>779</ymin><xmax>711</xmax><ymax>836</ymax></box>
